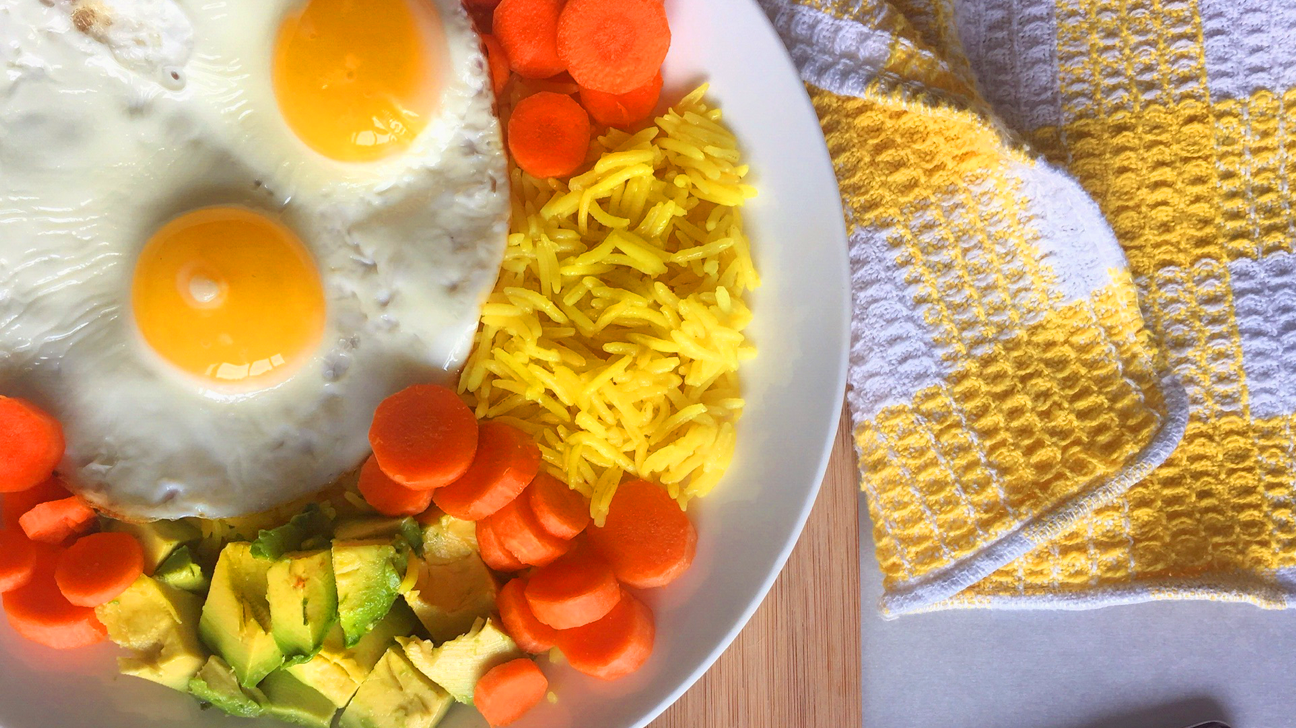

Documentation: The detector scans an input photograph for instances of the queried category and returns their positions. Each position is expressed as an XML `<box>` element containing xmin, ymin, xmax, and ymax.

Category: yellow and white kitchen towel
<box><xmin>760</xmin><ymin>0</ymin><xmax>1296</xmax><ymax>615</ymax></box>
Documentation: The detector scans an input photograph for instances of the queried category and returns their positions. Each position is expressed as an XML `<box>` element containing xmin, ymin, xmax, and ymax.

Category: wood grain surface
<box><xmin>650</xmin><ymin>407</ymin><xmax>861</xmax><ymax>728</ymax></box>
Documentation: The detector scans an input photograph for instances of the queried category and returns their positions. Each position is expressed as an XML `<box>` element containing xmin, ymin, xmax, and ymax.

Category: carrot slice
<box><xmin>358</xmin><ymin>454</ymin><xmax>435</xmax><ymax>517</ymax></box>
<box><xmin>524</xmin><ymin>548</ymin><xmax>620</xmax><ymax>629</ymax></box>
<box><xmin>487</xmin><ymin>495</ymin><xmax>569</xmax><ymax>568</ymax></box>
<box><xmin>370</xmin><ymin>384</ymin><xmax>479</xmax><ymax>491</ymax></box>
<box><xmin>579</xmin><ymin>71</ymin><xmax>661</xmax><ymax>129</ymax></box>
<box><xmin>482</xmin><ymin>35</ymin><xmax>512</xmax><ymax>97</ymax></box>
<box><xmin>3</xmin><ymin>475</ymin><xmax>70</xmax><ymax>532</ymax></box>
<box><xmin>3</xmin><ymin>546</ymin><xmax>106</xmax><ymax>650</ymax></box>
<box><xmin>54</xmin><ymin>532</ymin><xmax>145</xmax><ymax>608</ymax></box>
<box><xmin>527</xmin><ymin>472</ymin><xmax>591</xmax><ymax>540</ymax></box>
<box><xmin>506</xmin><ymin>91</ymin><xmax>591</xmax><ymax>179</ymax></box>
<box><xmin>497</xmin><ymin>577</ymin><xmax>561</xmax><ymax>653</ymax></box>
<box><xmin>19</xmin><ymin>496</ymin><xmax>97</xmax><ymax>546</ymax></box>
<box><xmin>0</xmin><ymin>397</ymin><xmax>65</xmax><ymax>494</ymax></box>
<box><xmin>493</xmin><ymin>0</ymin><xmax>565</xmax><ymax>79</ymax></box>
<box><xmin>557</xmin><ymin>0</ymin><xmax>670</xmax><ymax>94</ymax></box>
<box><xmin>477</xmin><ymin>518</ymin><xmax>527</xmax><ymax>573</ymax></box>
<box><xmin>474</xmin><ymin>658</ymin><xmax>549</xmax><ymax>727</ymax></box>
<box><xmin>433</xmin><ymin>421</ymin><xmax>540</xmax><ymax>521</ymax></box>
<box><xmin>587</xmin><ymin>480</ymin><xmax>696</xmax><ymax>589</ymax></box>
<box><xmin>556</xmin><ymin>588</ymin><xmax>654</xmax><ymax>680</ymax></box>
<box><xmin>0</xmin><ymin>531</ymin><xmax>38</xmax><ymax>594</ymax></box>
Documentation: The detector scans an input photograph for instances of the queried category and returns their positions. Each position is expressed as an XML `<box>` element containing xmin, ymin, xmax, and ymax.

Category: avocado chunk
<box><xmin>339</xmin><ymin>646</ymin><xmax>453</xmax><ymax>728</ymax></box>
<box><xmin>333</xmin><ymin>539</ymin><xmax>404</xmax><ymax>647</ymax></box>
<box><xmin>154</xmin><ymin>546</ymin><xmax>210</xmax><ymax>594</ymax></box>
<box><xmin>260</xmin><ymin>669</ymin><xmax>338</xmax><ymax>728</ymax></box>
<box><xmin>96</xmin><ymin>575</ymin><xmax>208</xmax><ymax>691</ymax></box>
<box><xmin>287</xmin><ymin>602</ymin><xmax>418</xmax><ymax>708</ymax></box>
<box><xmin>268</xmin><ymin>549</ymin><xmax>339</xmax><ymax>663</ymax></box>
<box><xmin>188</xmin><ymin>655</ymin><xmax>267</xmax><ymax>718</ymax></box>
<box><xmin>105</xmin><ymin>519</ymin><xmax>202</xmax><ymax>573</ymax></box>
<box><xmin>199</xmin><ymin>541</ymin><xmax>285</xmax><ymax>687</ymax></box>
<box><xmin>399</xmin><ymin>618</ymin><xmax>521</xmax><ymax>704</ymax></box>
<box><xmin>334</xmin><ymin>517</ymin><xmax>423</xmax><ymax>553</ymax></box>
<box><xmin>404</xmin><ymin>553</ymin><xmax>498</xmax><ymax>643</ymax></box>
<box><xmin>419</xmin><ymin>513</ymin><xmax>478</xmax><ymax>564</ymax></box>
<box><xmin>252</xmin><ymin>505</ymin><xmax>333</xmax><ymax>561</ymax></box>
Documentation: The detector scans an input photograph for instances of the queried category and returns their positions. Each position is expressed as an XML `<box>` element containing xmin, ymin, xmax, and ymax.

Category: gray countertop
<box><xmin>860</xmin><ymin>497</ymin><xmax>1296</xmax><ymax>728</ymax></box>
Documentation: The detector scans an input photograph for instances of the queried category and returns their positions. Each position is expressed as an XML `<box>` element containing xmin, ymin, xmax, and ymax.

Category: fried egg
<box><xmin>0</xmin><ymin>0</ymin><xmax>509</xmax><ymax>519</ymax></box>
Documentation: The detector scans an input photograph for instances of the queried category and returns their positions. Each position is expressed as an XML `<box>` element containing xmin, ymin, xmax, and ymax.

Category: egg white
<box><xmin>0</xmin><ymin>0</ymin><xmax>509</xmax><ymax>519</ymax></box>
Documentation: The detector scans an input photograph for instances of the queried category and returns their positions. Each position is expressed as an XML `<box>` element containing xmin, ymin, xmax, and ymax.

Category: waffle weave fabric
<box><xmin>761</xmin><ymin>0</ymin><xmax>1296</xmax><ymax>615</ymax></box>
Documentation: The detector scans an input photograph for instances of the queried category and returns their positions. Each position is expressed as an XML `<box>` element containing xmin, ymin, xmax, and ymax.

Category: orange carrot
<box><xmin>0</xmin><ymin>397</ymin><xmax>65</xmax><ymax>494</ymax></box>
<box><xmin>3</xmin><ymin>475</ymin><xmax>70</xmax><ymax>532</ymax></box>
<box><xmin>556</xmin><ymin>588</ymin><xmax>654</xmax><ymax>680</ymax></box>
<box><xmin>358</xmin><ymin>454</ymin><xmax>435</xmax><ymax>518</ymax></box>
<box><xmin>486</xmin><ymin>494</ymin><xmax>569</xmax><ymax>568</ymax></box>
<box><xmin>579</xmin><ymin>71</ymin><xmax>661</xmax><ymax>129</ymax></box>
<box><xmin>524</xmin><ymin>547</ymin><xmax>619</xmax><ymax>629</ymax></box>
<box><xmin>477</xmin><ymin>518</ymin><xmax>528</xmax><ymax>573</ymax></box>
<box><xmin>433</xmin><ymin>421</ymin><xmax>540</xmax><ymax>521</ymax></box>
<box><xmin>54</xmin><ymin>532</ymin><xmax>145</xmax><ymax>608</ymax></box>
<box><xmin>3</xmin><ymin>546</ymin><xmax>106</xmax><ymax>650</ymax></box>
<box><xmin>369</xmin><ymin>384</ymin><xmax>479</xmax><ymax>491</ymax></box>
<box><xmin>587</xmin><ymin>480</ymin><xmax>696</xmax><ymax>589</ymax></box>
<box><xmin>0</xmin><ymin>531</ymin><xmax>38</xmax><ymax>594</ymax></box>
<box><xmin>493</xmin><ymin>0</ymin><xmax>565</xmax><ymax>79</ymax></box>
<box><xmin>506</xmin><ymin>91</ymin><xmax>591</xmax><ymax>179</ymax></box>
<box><xmin>527</xmin><ymin>472</ymin><xmax>590</xmax><ymax>540</ymax></box>
<box><xmin>482</xmin><ymin>35</ymin><xmax>512</xmax><ymax>97</ymax></box>
<box><xmin>497</xmin><ymin>577</ymin><xmax>561</xmax><ymax>653</ymax></box>
<box><xmin>557</xmin><ymin>0</ymin><xmax>670</xmax><ymax>94</ymax></box>
<box><xmin>474</xmin><ymin>658</ymin><xmax>549</xmax><ymax>727</ymax></box>
<box><xmin>19</xmin><ymin>496</ymin><xmax>96</xmax><ymax>546</ymax></box>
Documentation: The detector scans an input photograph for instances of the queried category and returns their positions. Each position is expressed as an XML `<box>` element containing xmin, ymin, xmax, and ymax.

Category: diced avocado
<box><xmin>199</xmin><ymin>541</ymin><xmax>285</xmax><ymax>687</ymax></box>
<box><xmin>252</xmin><ymin>505</ymin><xmax>333</xmax><ymax>561</ymax></box>
<box><xmin>399</xmin><ymin>618</ymin><xmax>521</xmax><ymax>704</ymax></box>
<box><xmin>105</xmin><ymin>519</ymin><xmax>202</xmax><ymax>573</ymax></box>
<box><xmin>404</xmin><ymin>553</ymin><xmax>497</xmax><ymax>643</ymax></box>
<box><xmin>154</xmin><ymin>546</ymin><xmax>211</xmax><ymax>594</ymax></box>
<box><xmin>260</xmin><ymin>669</ymin><xmax>338</xmax><ymax>728</ymax></box>
<box><xmin>333</xmin><ymin>539</ymin><xmax>404</xmax><ymax>647</ymax></box>
<box><xmin>419</xmin><ymin>513</ymin><xmax>478</xmax><ymax>564</ymax></box>
<box><xmin>287</xmin><ymin>602</ymin><xmax>418</xmax><ymax>708</ymax></box>
<box><xmin>268</xmin><ymin>549</ymin><xmax>339</xmax><ymax>663</ymax></box>
<box><xmin>333</xmin><ymin>516</ymin><xmax>423</xmax><ymax>553</ymax></box>
<box><xmin>338</xmin><ymin>646</ymin><xmax>453</xmax><ymax>728</ymax></box>
<box><xmin>188</xmin><ymin>655</ymin><xmax>267</xmax><ymax>718</ymax></box>
<box><xmin>96</xmin><ymin>575</ymin><xmax>208</xmax><ymax>691</ymax></box>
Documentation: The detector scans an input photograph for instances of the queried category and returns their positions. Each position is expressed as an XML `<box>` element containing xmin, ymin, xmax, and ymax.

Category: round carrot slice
<box><xmin>488</xmin><ymin>495</ymin><xmax>569</xmax><ymax>568</ymax></box>
<box><xmin>3</xmin><ymin>475</ymin><xmax>70</xmax><ymax>532</ymax></box>
<box><xmin>55</xmin><ymin>532</ymin><xmax>145</xmax><ymax>608</ymax></box>
<box><xmin>497</xmin><ymin>577</ymin><xmax>561</xmax><ymax>654</ymax></box>
<box><xmin>506</xmin><ymin>91</ymin><xmax>591</xmax><ymax>179</ymax></box>
<box><xmin>482</xmin><ymin>34</ymin><xmax>512</xmax><ymax>97</ymax></box>
<box><xmin>369</xmin><ymin>384</ymin><xmax>479</xmax><ymax>490</ymax></box>
<box><xmin>579</xmin><ymin>71</ymin><xmax>661</xmax><ymax>129</ymax></box>
<box><xmin>3</xmin><ymin>546</ymin><xmax>107</xmax><ymax>650</ymax></box>
<box><xmin>0</xmin><ymin>531</ymin><xmax>38</xmax><ymax>594</ymax></box>
<box><xmin>557</xmin><ymin>0</ymin><xmax>670</xmax><ymax>94</ymax></box>
<box><xmin>433</xmin><ymin>421</ymin><xmax>540</xmax><ymax>521</ymax></box>
<box><xmin>524</xmin><ymin>547</ymin><xmax>619</xmax><ymax>629</ymax></box>
<box><xmin>477</xmin><ymin>519</ymin><xmax>527</xmax><ymax>573</ymax></box>
<box><xmin>493</xmin><ymin>0</ymin><xmax>565</xmax><ymax>79</ymax></box>
<box><xmin>475</xmin><ymin>658</ymin><xmax>549</xmax><ymax>727</ymax></box>
<box><xmin>0</xmin><ymin>397</ymin><xmax>65</xmax><ymax>494</ymax></box>
<box><xmin>19</xmin><ymin>496</ymin><xmax>96</xmax><ymax>546</ymax></box>
<box><xmin>527</xmin><ymin>472</ymin><xmax>591</xmax><ymax>540</ymax></box>
<box><xmin>588</xmin><ymin>479</ymin><xmax>697</xmax><ymax>589</ymax></box>
<box><xmin>556</xmin><ymin>588</ymin><xmax>654</xmax><ymax>681</ymax></box>
<box><xmin>358</xmin><ymin>455</ymin><xmax>435</xmax><ymax>517</ymax></box>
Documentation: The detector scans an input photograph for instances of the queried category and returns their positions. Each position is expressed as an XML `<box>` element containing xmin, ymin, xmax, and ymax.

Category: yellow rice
<box><xmin>460</xmin><ymin>85</ymin><xmax>760</xmax><ymax>524</ymax></box>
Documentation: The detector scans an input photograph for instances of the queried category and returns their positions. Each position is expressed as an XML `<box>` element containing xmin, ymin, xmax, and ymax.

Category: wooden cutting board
<box><xmin>650</xmin><ymin>407</ymin><xmax>862</xmax><ymax>728</ymax></box>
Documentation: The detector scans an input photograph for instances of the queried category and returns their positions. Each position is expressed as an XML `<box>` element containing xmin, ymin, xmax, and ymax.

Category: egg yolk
<box><xmin>273</xmin><ymin>0</ymin><xmax>445</xmax><ymax>162</ymax></box>
<box><xmin>132</xmin><ymin>207</ymin><xmax>326</xmax><ymax>385</ymax></box>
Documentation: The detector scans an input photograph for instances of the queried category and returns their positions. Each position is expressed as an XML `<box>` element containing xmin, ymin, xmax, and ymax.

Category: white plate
<box><xmin>0</xmin><ymin>0</ymin><xmax>850</xmax><ymax>725</ymax></box>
